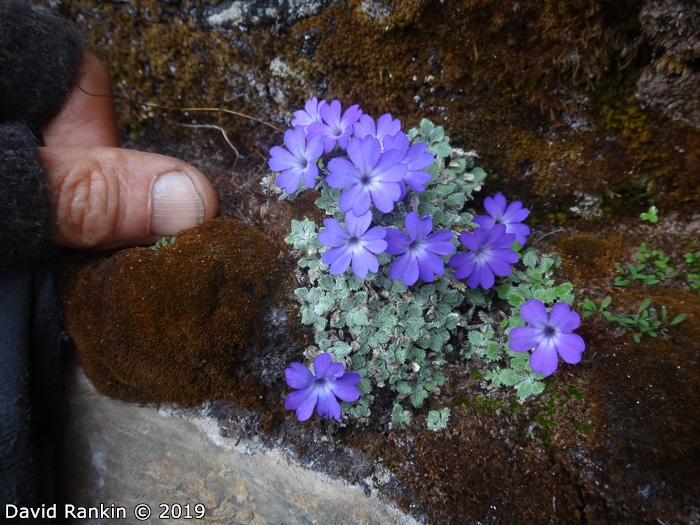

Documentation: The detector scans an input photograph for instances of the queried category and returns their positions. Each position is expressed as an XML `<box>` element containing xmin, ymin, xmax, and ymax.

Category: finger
<box><xmin>42</xmin><ymin>51</ymin><xmax>120</xmax><ymax>148</ymax></box>
<box><xmin>38</xmin><ymin>146</ymin><xmax>218</xmax><ymax>249</ymax></box>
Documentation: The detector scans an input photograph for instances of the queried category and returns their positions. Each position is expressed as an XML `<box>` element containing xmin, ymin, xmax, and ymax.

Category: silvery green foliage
<box><xmin>286</xmin><ymin>120</ymin><xmax>483</xmax><ymax>427</ymax></box>
<box><xmin>426</xmin><ymin>408</ymin><xmax>451</xmax><ymax>431</ymax></box>
<box><xmin>467</xmin><ymin>248</ymin><xmax>576</xmax><ymax>399</ymax></box>
<box><xmin>284</xmin><ymin>119</ymin><xmax>575</xmax><ymax>427</ymax></box>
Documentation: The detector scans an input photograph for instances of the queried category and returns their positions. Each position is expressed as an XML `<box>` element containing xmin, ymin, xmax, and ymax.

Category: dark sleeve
<box><xmin>0</xmin><ymin>269</ymin><xmax>63</xmax><ymax>510</ymax></box>
<box><xmin>0</xmin><ymin>0</ymin><xmax>84</xmax><ymax>127</ymax></box>
<box><xmin>0</xmin><ymin>0</ymin><xmax>85</xmax><ymax>272</ymax></box>
<box><xmin>0</xmin><ymin>0</ymin><xmax>85</xmax><ymax>514</ymax></box>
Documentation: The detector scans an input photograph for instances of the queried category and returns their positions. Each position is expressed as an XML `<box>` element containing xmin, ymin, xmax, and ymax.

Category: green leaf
<box><xmin>638</xmin><ymin>298</ymin><xmax>652</xmax><ymax>313</ymax></box>
<box><xmin>330</xmin><ymin>341</ymin><xmax>352</xmax><ymax>358</ymax></box>
<box><xmin>396</xmin><ymin>381</ymin><xmax>411</xmax><ymax>395</ymax></box>
<box><xmin>516</xmin><ymin>378</ymin><xmax>545</xmax><ymax>399</ymax></box>
<box><xmin>468</xmin><ymin>330</ymin><xmax>486</xmax><ymax>347</ymax></box>
<box><xmin>497</xmin><ymin>368</ymin><xmax>519</xmax><ymax>386</ymax></box>
<box><xmin>314</xmin><ymin>296</ymin><xmax>335</xmax><ymax>315</ymax></box>
<box><xmin>670</xmin><ymin>313</ymin><xmax>687</xmax><ymax>325</ymax></box>
<box><xmin>522</xmin><ymin>250</ymin><xmax>537</xmax><ymax>268</ymax></box>
<box><xmin>313</xmin><ymin>316</ymin><xmax>327</xmax><ymax>331</ymax></box>
<box><xmin>410</xmin><ymin>385</ymin><xmax>429</xmax><ymax>408</ymax></box>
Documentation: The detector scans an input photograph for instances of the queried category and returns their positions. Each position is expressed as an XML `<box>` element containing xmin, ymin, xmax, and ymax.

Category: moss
<box><xmin>390</xmin><ymin>402</ymin><xmax>584</xmax><ymax>523</ymax></box>
<box><xmin>59</xmin><ymin>0</ymin><xmax>700</xmax><ymax>219</ymax></box>
<box><xmin>58</xmin><ymin>217</ymin><xmax>294</xmax><ymax>405</ymax></box>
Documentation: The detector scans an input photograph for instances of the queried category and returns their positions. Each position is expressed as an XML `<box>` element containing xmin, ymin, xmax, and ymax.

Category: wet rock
<box><xmin>637</xmin><ymin>0</ymin><xmax>700</xmax><ymax>127</ymax></box>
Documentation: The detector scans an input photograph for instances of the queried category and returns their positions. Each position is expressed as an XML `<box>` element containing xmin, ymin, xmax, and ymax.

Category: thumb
<box><xmin>38</xmin><ymin>146</ymin><xmax>218</xmax><ymax>249</ymax></box>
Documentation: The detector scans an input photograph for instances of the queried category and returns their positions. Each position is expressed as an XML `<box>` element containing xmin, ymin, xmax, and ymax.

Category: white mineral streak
<box><xmin>207</xmin><ymin>1</ymin><xmax>245</xmax><ymax>26</ymax></box>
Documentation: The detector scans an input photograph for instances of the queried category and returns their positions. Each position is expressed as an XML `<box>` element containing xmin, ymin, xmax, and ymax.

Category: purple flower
<box><xmin>353</xmin><ymin>113</ymin><xmax>402</xmax><ymax>146</ymax></box>
<box><xmin>307</xmin><ymin>99</ymin><xmax>362</xmax><ymax>154</ymax></box>
<box><xmin>318</xmin><ymin>211</ymin><xmax>387</xmax><ymax>278</ymax></box>
<box><xmin>509</xmin><ymin>299</ymin><xmax>586</xmax><ymax>376</ymax></box>
<box><xmin>291</xmin><ymin>97</ymin><xmax>327</xmax><ymax>132</ymax></box>
<box><xmin>326</xmin><ymin>136</ymin><xmax>407</xmax><ymax>215</ymax></box>
<box><xmin>386</xmin><ymin>212</ymin><xmax>455</xmax><ymax>286</ymax></box>
<box><xmin>448</xmin><ymin>224</ymin><xmax>518</xmax><ymax>289</ymax></box>
<box><xmin>285</xmin><ymin>353</ymin><xmax>362</xmax><ymax>421</ymax></box>
<box><xmin>473</xmin><ymin>193</ymin><xmax>530</xmax><ymax>245</ymax></box>
<box><xmin>268</xmin><ymin>125</ymin><xmax>324</xmax><ymax>193</ymax></box>
<box><xmin>383</xmin><ymin>132</ymin><xmax>433</xmax><ymax>193</ymax></box>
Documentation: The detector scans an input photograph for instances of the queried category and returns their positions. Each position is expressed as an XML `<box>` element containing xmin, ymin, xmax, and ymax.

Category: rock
<box><xmin>61</xmin><ymin>361</ymin><xmax>418</xmax><ymax>525</ymax></box>
<box><xmin>57</xmin><ymin>0</ymin><xmax>700</xmax><ymax>214</ymax></box>
<box><xmin>637</xmin><ymin>0</ymin><xmax>700</xmax><ymax>127</ymax></box>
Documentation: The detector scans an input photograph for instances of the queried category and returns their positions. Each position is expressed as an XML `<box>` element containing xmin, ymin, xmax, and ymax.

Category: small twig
<box><xmin>178</xmin><ymin>123</ymin><xmax>240</xmax><ymax>166</ymax></box>
<box><xmin>533</xmin><ymin>228</ymin><xmax>565</xmax><ymax>246</ymax></box>
<box><xmin>156</xmin><ymin>104</ymin><xmax>284</xmax><ymax>133</ymax></box>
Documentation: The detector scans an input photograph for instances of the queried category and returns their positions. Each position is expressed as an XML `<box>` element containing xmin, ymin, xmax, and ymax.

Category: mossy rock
<box><xmin>59</xmin><ymin>217</ymin><xmax>293</xmax><ymax>405</ymax></box>
<box><xmin>57</xmin><ymin>0</ymin><xmax>700</xmax><ymax>219</ymax></box>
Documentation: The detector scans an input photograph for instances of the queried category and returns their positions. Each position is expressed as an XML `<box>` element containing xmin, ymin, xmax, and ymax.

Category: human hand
<box><xmin>38</xmin><ymin>51</ymin><xmax>218</xmax><ymax>249</ymax></box>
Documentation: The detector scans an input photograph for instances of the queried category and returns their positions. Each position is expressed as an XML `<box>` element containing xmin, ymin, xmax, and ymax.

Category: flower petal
<box><xmin>556</xmin><ymin>333</ymin><xmax>585</xmax><ymax>364</ymax></box>
<box><xmin>472</xmin><ymin>215</ymin><xmax>496</xmax><ymax>230</ymax></box>
<box><xmin>331</xmin><ymin>372</ymin><xmax>362</xmax><ymax>402</ymax></box>
<box><xmin>483</xmin><ymin>193</ymin><xmax>507</xmax><ymax>218</ymax></box>
<box><xmin>390</xmin><ymin>253</ymin><xmax>419</xmax><ymax>285</ymax></box>
<box><xmin>487</xmin><ymin>251</ymin><xmax>517</xmax><ymax>277</ymax></box>
<box><xmin>370</xmin><ymin>182</ymin><xmax>402</xmax><ymax>213</ymax></box>
<box><xmin>313</xmin><ymin>353</ymin><xmax>333</xmax><ymax>377</ymax></box>
<box><xmin>314</xmin><ymin>391</ymin><xmax>342</xmax><ymax>419</ymax></box>
<box><xmin>345</xmin><ymin>210</ymin><xmax>372</xmax><ymax>236</ymax></box>
<box><xmin>327</xmin><ymin>158</ymin><xmax>359</xmax><ymax>188</ymax></box>
<box><xmin>318</xmin><ymin>219</ymin><xmax>348</xmax><ymax>247</ymax></box>
<box><xmin>418</xmin><ymin>251</ymin><xmax>444</xmax><ymax>282</ymax></box>
<box><xmin>351</xmin><ymin>249</ymin><xmax>378</xmax><ymax>278</ymax></box>
<box><xmin>508</xmin><ymin>326</ymin><xmax>540</xmax><ymax>352</ymax></box>
<box><xmin>339</xmin><ymin>183</ymin><xmax>371</xmax><ymax>215</ymax></box>
<box><xmin>520</xmin><ymin>299</ymin><xmax>550</xmax><ymax>327</ymax></box>
<box><xmin>385</xmin><ymin>228</ymin><xmax>410</xmax><ymax>255</ymax></box>
<box><xmin>425</xmin><ymin>230</ymin><xmax>455</xmax><ymax>254</ymax></box>
<box><xmin>549</xmin><ymin>302</ymin><xmax>581</xmax><ymax>332</ymax></box>
<box><xmin>268</xmin><ymin>146</ymin><xmax>296</xmax><ymax>172</ymax></box>
<box><xmin>475</xmin><ymin>264</ymin><xmax>495</xmax><ymax>289</ymax></box>
<box><xmin>285</xmin><ymin>362</ymin><xmax>314</xmax><ymax>389</ymax></box>
<box><xmin>449</xmin><ymin>252</ymin><xmax>475</xmax><ymax>280</ymax></box>
<box><xmin>285</xmin><ymin>389</ymin><xmax>317</xmax><ymax>421</ymax></box>
<box><xmin>275</xmin><ymin>169</ymin><xmax>302</xmax><ymax>194</ymax></box>
<box><xmin>347</xmin><ymin>136</ymin><xmax>381</xmax><ymax>174</ymax></box>
<box><xmin>404</xmin><ymin>212</ymin><xmax>431</xmax><ymax>240</ymax></box>
<box><xmin>323</xmin><ymin>246</ymin><xmax>352</xmax><ymax>274</ymax></box>
<box><xmin>529</xmin><ymin>344</ymin><xmax>559</xmax><ymax>376</ymax></box>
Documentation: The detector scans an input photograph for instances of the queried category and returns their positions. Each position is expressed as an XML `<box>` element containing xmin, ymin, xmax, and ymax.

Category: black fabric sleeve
<box><xmin>0</xmin><ymin>0</ymin><xmax>84</xmax><ymax>128</ymax></box>
<box><xmin>0</xmin><ymin>0</ymin><xmax>84</xmax><ymax>272</ymax></box>
<box><xmin>0</xmin><ymin>122</ymin><xmax>55</xmax><ymax>272</ymax></box>
<box><xmin>0</xmin><ymin>0</ymin><xmax>85</xmax><ymax>516</ymax></box>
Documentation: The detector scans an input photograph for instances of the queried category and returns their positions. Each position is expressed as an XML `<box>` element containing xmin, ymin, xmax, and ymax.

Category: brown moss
<box><xmin>58</xmin><ymin>217</ymin><xmax>293</xmax><ymax>405</ymax></box>
<box><xmin>389</xmin><ymin>401</ymin><xmax>584</xmax><ymax>523</ymax></box>
<box><xmin>573</xmin><ymin>287</ymin><xmax>700</xmax><ymax>523</ymax></box>
<box><xmin>547</xmin><ymin>231</ymin><xmax>628</xmax><ymax>285</ymax></box>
